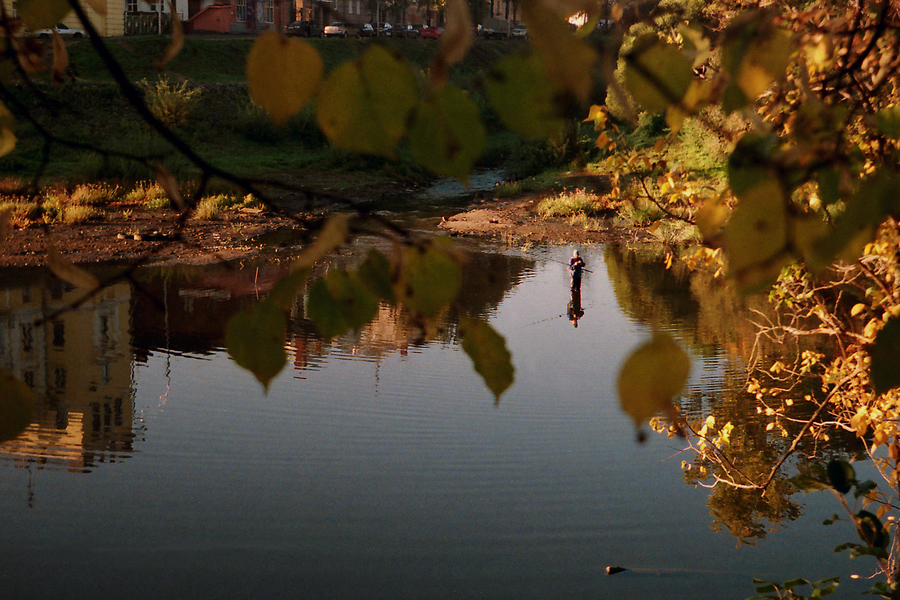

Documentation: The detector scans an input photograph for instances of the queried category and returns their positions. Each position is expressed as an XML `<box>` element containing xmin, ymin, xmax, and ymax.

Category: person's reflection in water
<box><xmin>567</xmin><ymin>287</ymin><xmax>585</xmax><ymax>327</ymax></box>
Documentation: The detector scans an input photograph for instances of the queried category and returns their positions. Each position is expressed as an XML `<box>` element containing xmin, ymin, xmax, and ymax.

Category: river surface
<box><xmin>0</xmin><ymin>236</ymin><xmax>872</xmax><ymax>599</ymax></box>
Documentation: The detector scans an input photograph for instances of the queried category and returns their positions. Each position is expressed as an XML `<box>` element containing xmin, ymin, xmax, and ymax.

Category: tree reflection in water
<box><xmin>604</xmin><ymin>244</ymin><xmax>867</xmax><ymax>545</ymax></box>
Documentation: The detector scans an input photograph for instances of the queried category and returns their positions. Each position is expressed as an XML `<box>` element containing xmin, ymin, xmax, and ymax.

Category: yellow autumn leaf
<box><xmin>247</xmin><ymin>32</ymin><xmax>323</xmax><ymax>126</ymax></box>
<box><xmin>521</xmin><ymin>1</ymin><xmax>597</xmax><ymax>105</ymax></box>
<box><xmin>84</xmin><ymin>0</ymin><xmax>107</xmax><ymax>15</ymax></box>
<box><xmin>51</xmin><ymin>30</ymin><xmax>68</xmax><ymax>83</ymax></box>
<box><xmin>617</xmin><ymin>332</ymin><xmax>691</xmax><ymax>429</ymax></box>
<box><xmin>316</xmin><ymin>45</ymin><xmax>418</xmax><ymax>157</ymax></box>
<box><xmin>0</xmin><ymin>100</ymin><xmax>17</xmax><ymax>158</ymax></box>
<box><xmin>429</xmin><ymin>0</ymin><xmax>472</xmax><ymax>88</ymax></box>
<box><xmin>47</xmin><ymin>247</ymin><xmax>100</xmax><ymax>291</ymax></box>
<box><xmin>0</xmin><ymin>207</ymin><xmax>10</xmax><ymax>242</ymax></box>
<box><xmin>18</xmin><ymin>0</ymin><xmax>70</xmax><ymax>30</ymax></box>
<box><xmin>156</xmin><ymin>0</ymin><xmax>184</xmax><ymax>70</ymax></box>
<box><xmin>292</xmin><ymin>213</ymin><xmax>351</xmax><ymax>269</ymax></box>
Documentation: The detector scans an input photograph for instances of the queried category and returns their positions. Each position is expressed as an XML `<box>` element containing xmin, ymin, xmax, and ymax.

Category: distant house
<box><xmin>2</xmin><ymin>0</ymin><xmax>127</xmax><ymax>36</ymax></box>
<box><xmin>185</xmin><ymin>0</ymin><xmax>292</xmax><ymax>33</ymax></box>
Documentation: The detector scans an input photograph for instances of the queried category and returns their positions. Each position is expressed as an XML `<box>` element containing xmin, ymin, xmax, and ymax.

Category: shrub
<box><xmin>535</xmin><ymin>189</ymin><xmax>602</xmax><ymax>218</ymax></box>
<box><xmin>140</xmin><ymin>77</ymin><xmax>202</xmax><ymax>129</ymax></box>
<box><xmin>63</xmin><ymin>205</ymin><xmax>98</xmax><ymax>224</ymax></box>
<box><xmin>69</xmin><ymin>183</ymin><xmax>119</xmax><ymax>206</ymax></box>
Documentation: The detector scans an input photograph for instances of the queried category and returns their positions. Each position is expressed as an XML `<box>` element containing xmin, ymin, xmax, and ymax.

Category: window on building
<box><xmin>54</xmin><ymin>368</ymin><xmax>67</xmax><ymax>389</ymax></box>
<box><xmin>52</xmin><ymin>321</ymin><xmax>65</xmax><ymax>347</ymax></box>
<box><xmin>236</xmin><ymin>0</ymin><xmax>247</xmax><ymax>22</ymax></box>
<box><xmin>21</xmin><ymin>323</ymin><xmax>34</xmax><ymax>353</ymax></box>
<box><xmin>264</xmin><ymin>0</ymin><xmax>274</xmax><ymax>22</ymax></box>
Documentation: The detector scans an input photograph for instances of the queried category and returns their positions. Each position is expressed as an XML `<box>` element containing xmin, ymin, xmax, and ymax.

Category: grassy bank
<box><xmin>0</xmin><ymin>36</ymin><xmax>531</xmax><ymax>190</ymax></box>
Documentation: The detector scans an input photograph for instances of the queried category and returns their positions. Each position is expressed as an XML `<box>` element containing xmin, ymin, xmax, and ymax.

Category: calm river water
<box><xmin>0</xmin><ymin>237</ymin><xmax>872</xmax><ymax>599</ymax></box>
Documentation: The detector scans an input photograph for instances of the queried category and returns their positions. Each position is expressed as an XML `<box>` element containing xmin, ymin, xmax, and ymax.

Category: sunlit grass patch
<box><xmin>63</xmin><ymin>205</ymin><xmax>99</xmax><ymax>224</ymax></box>
<box><xmin>0</xmin><ymin>200</ymin><xmax>41</xmax><ymax>227</ymax></box>
<box><xmin>69</xmin><ymin>183</ymin><xmax>120</xmax><ymax>206</ymax></box>
<box><xmin>124</xmin><ymin>182</ymin><xmax>170</xmax><ymax>209</ymax></box>
<box><xmin>536</xmin><ymin>189</ymin><xmax>605</xmax><ymax>219</ymax></box>
<box><xmin>494</xmin><ymin>181</ymin><xmax>523</xmax><ymax>198</ymax></box>
<box><xmin>192</xmin><ymin>193</ymin><xmax>265</xmax><ymax>220</ymax></box>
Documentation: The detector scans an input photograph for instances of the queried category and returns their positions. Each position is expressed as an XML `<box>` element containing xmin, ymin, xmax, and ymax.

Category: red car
<box><xmin>420</xmin><ymin>26</ymin><xmax>443</xmax><ymax>39</ymax></box>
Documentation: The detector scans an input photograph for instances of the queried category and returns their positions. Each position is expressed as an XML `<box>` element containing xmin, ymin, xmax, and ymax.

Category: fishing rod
<box><xmin>541</xmin><ymin>256</ymin><xmax>594</xmax><ymax>273</ymax></box>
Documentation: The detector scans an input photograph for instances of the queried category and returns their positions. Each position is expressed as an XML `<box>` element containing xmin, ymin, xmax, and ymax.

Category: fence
<box><xmin>124</xmin><ymin>12</ymin><xmax>173</xmax><ymax>35</ymax></box>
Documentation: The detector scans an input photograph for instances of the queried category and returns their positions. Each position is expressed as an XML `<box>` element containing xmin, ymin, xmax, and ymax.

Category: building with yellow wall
<box><xmin>2</xmin><ymin>0</ymin><xmax>125</xmax><ymax>36</ymax></box>
<box><xmin>0</xmin><ymin>277</ymin><xmax>136</xmax><ymax>473</ymax></box>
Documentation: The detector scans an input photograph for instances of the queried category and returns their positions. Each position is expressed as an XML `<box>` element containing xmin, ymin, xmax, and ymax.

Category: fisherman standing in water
<box><xmin>569</xmin><ymin>249</ymin><xmax>585</xmax><ymax>291</ymax></box>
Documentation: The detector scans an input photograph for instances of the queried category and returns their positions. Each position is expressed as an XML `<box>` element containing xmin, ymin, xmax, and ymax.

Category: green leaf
<box><xmin>306</xmin><ymin>269</ymin><xmax>379</xmax><ymax>340</ymax></box>
<box><xmin>357</xmin><ymin>249</ymin><xmax>395</xmax><ymax>304</ymax></box>
<box><xmin>18</xmin><ymin>0</ymin><xmax>70</xmax><ymax>30</ymax></box>
<box><xmin>874</xmin><ymin>104</ymin><xmax>900</xmax><ymax>138</ymax></box>
<box><xmin>459</xmin><ymin>317</ymin><xmax>515</xmax><ymax>401</ymax></box>
<box><xmin>316</xmin><ymin>45</ymin><xmax>418</xmax><ymax>157</ymax></box>
<box><xmin>814</xmin><ymin>170</ymin><xmax>900</xmax><ymax>271</ymax></box>
<box><xmin>267</xmin><ymin>267</ymin><xmax>312</xmax><ymax>310</ymax></box>
<box><xmin>721</xmin><ymin>177</ymin><xmax>789</xmax><ymax>293</ymax></box>
<box><xmin>783</xmin><ymin>578</ymin><xmax>810</xmax><ymax>591</ymax></box>
<box><xmin>721</xmin><ymin>10</ymin><xmax>793</xmax><ymax>111</ymax></box>
<box><xmin>0</xmin><ymin>368</ymin><xmax>36</xmax><ymax>443</ymax></box>
<box><xmin>853</xmin><ymin>479</ymin><xmax>877</xmax><ymax>499</ymax></box>
<box><xmin>789</xmin><ymin>473</ymin><xmax>832</xmax><ymax>492</ymax></box>
<box><xmin>826</xmin><ymin>459</ymin><xmax>855</xmax><ymax>494</ymax></box>
<box><xmin>752</xmin><ymin>580</ymin><xmax>778</xmax><ymax>594</ymax></box>
<box><xmin>485</xmin><ymin>52</ymin><xmax>567</xmax><ymax>140</ymax></box>
<box><xmin>409</xmin><ymin>85</ymin><xmax>485</xmax><ymax>183</ymax></box>
<box><xmin>396</xmin><ymin>239</ymin><xmax>463</xmax><ymax>317</ymax></box>
<box><xmin>247</xmin><ymin>32</ymin><xmax>323</xmax><ymax>126</ymax></box>
<box><xmin>623</xmin><ymin>34</ymin><xmax>694</xmax><ymax>115</ymax></box>
<box><xmin>870</xmin><ymin>318</ymin><xmax>900</xmax><ymax>395</ymax></box>
<box><xmin>855</xmin><ymin>510</ymin><xmax>889</xmax><ymax>550</ymax></box>
<box><xmin>306</xmin><ymin>278</ymin><xmax>348</xmax><ymax>340</ymax></box>
<box><xmin>617</xmin><ymin>332</ymin><xmax>691</xmax><ymax>428</ymax></box>
<box><xmin>727</xmin><ymin>133</ymin><xmax>780</xmax><ymax>197</ymax></box>
<box><xmin>225</xmin><ymin>300</ymin><xmax>287</xmax><ymax>391</ymax></box>
<box><xmin>816</xmin><ymin>167</ymin><xmax>842</xmax><ymax>207</ymax></box>
<box><xmin>848</xmin><ymin>545</ymin><xmax>888</xmax><ymax>560</ymax></box>
<box><xmin>834</xmin><ymin>542</ymin><xmax>862</xmax><ymax>554</ymax></box>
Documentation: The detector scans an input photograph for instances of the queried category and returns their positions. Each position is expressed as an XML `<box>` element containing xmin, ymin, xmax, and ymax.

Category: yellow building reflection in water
<box><xmin>0</xmin><ymin>277</ymin><xmax>136</xmax><ymax>473</ymax></box>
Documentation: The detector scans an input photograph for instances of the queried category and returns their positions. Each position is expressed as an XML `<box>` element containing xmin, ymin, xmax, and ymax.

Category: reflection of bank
<box><xmin>0</xmin><ymin>277</ymin><xmax>135</xmax><ymax>473</ymax></box>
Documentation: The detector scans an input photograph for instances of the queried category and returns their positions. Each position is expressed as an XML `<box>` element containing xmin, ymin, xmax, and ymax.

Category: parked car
<box><xmin>284</xmin><ymin>20</ymin><xmax>324</xmax><ymax>38</ymax></box>
<box><xmin>359</xmin><ymin>23</ymin><xmax>377</xmax><ymax>37</ymax></box>
<box><xmin>376</xmin><ymin>22</ymin><xmax>393</xmax><ymax>36</ymax></box>
<box><xmin>420</xmin><ymin>26</ymin><xmax>443</xmax><ymax>39</ymax></box>
<box><xmin>510</xmin><ymin>25</ymin><xmax>527</xmax><ymax>39</ymax></box>
<box><xmin>324</xmin><ymin>22</ymin><xmax>360</xmax><ymax>38</ymax></box>
<box><xmin>35</xmin><ymin>23</ymin><xmax>86</xmax><ymax>39</ymax></box>
<box><xmin>480</xmin><ymin>17</ymin><xmax>510</xmax><ymax>39</ymax></box>
<box><xmin>391</xmin><ymin>24</ymin><xmax>418</xmax><ymax>38</ymax></box>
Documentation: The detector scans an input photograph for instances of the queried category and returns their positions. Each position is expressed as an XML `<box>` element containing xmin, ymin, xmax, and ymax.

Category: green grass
<box><xmin>3</xmin><ymin>37</ymin><xmax>524</xmax><ymax>188</ymax></box>
<box><xmin>536</xmin><ymin>189</ymin><xmax>608</xmax><ymax>218</ymax></box>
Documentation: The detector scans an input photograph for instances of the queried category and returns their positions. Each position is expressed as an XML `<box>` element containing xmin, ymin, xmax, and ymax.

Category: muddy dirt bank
<box><xmin>437</xmin><ymin>196</ymin><xmax>655</xmax><ymax>246</ymax></box>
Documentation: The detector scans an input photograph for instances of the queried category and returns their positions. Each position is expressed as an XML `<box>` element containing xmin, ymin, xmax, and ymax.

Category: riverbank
<box><xmin>438</xmin><ymin>196</ymin><xmax>655</xmax><ymax>246</ymax></box>
<box><xmin>0</xmin><ymin>177</ymin><xmax>656</xmax><ymax>267</ymax></box>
